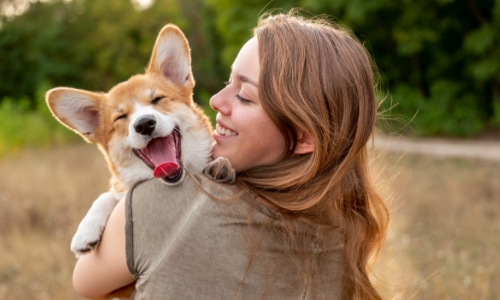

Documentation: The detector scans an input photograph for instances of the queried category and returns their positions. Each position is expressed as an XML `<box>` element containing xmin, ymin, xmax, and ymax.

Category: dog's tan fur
<box><xmin>47</xmin><ymin>25</ymin><xmax>213</xmax><ymax>195</ymax></box>
<box><xmin>46</xmin><ymin>25</ymin><xmax>217</xmax><ymax>299</ymax></box>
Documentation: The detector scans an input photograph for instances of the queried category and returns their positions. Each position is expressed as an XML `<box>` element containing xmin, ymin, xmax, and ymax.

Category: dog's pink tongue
<box><xmin>153</xmin><ymin>162</ymin><xmax>178</xmax><ymax>178</ymax></box>
<box><xmin>148</xmin><ymin>136</ymin><xmax>179</xmax><ymax>178</ymax></box>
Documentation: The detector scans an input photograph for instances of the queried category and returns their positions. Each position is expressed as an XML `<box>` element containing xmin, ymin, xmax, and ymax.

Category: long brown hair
<box><xmin>236</xmin><ymin>12</ymin><xmax>389</xmax><ymax>299</ymax></box>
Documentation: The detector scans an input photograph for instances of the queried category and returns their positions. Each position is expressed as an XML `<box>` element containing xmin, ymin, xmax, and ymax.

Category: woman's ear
<box><xmin>294</xmin><ymin>129</ymin><xmax>314</xmax><ymax>154</ymax></box>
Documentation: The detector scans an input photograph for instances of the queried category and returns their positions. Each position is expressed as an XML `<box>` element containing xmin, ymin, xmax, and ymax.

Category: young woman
<box><xmin>73</xmin><ymin>12</ymin><xmax>388</xmax><ymax>300</ymax></box>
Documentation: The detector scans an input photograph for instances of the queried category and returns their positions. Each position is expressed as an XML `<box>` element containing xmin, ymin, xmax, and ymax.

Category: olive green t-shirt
<box><xmin>125</xmin><ymin>175</ymin><xmax>345</xmax><ymax>300</ymax></box>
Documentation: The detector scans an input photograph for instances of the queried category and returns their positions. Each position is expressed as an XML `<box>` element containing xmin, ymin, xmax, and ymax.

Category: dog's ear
<box><xmin>46</xmin><ymin>87</ymin><xmax>101</xmax><ymax>143</ymax></box>
<box><xmin>147</xmin><ymin>24</ymin><xmax>194</xmax><ymax>88</ymax></box>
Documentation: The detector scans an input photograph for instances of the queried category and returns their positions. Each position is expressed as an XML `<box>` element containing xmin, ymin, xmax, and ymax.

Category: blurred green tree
<box><xmin>0</xmin><ymin>0</ymin><xmax>186</xmax><ymax>98</ymax></box>
<box><xmin>0</xmin><ymin>0</ymin><xmax>499</xmax><ymax>138</ymax></box>
<box><xmin>206</xmin><ymin>0</ymin><xmax>299</xmax><ymax>69</ymax></box>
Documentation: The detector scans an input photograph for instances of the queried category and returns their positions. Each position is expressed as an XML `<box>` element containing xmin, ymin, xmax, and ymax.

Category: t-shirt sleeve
<box><xmin>125</xmin><ymin>185</ymin><xmax>138</xmax><ymax>278</ymax></box>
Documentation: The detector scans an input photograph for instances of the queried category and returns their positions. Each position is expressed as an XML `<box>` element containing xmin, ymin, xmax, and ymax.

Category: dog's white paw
<box><xmin>203</xmin><ymin>157</ymin><xmax>235</xmax><ymax>183</ymax></box>
<box><xmin>71</xmin><ymin>214</ymin><xmax>107</xmax><ymax>258</ymax></box>
<box><xmin>70</xmin><ymin>192</ymin><xmax>120</xmax><ymax>258</ymax></box>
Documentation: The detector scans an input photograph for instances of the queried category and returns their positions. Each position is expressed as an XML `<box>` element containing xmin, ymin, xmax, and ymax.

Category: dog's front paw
<box><xmin>203</xmin><ymin>157</ymin><xmax>235</xmax><ymax>183</ymax></box>
<box><xmin>71</xmin><ymin>220</ymin><xmax>104</xmax><ymax>258</ymax></box>
<box><xmin>70</xmin><ymin>192</ymin><xmax>120</xmax><ymax>258</ymax></box>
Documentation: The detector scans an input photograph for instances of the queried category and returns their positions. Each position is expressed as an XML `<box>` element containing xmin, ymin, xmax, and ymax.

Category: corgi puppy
<box><xmin>46</xmin><ymin>25</ymin><xmax>216</xmax><ymax>258</ymax></box>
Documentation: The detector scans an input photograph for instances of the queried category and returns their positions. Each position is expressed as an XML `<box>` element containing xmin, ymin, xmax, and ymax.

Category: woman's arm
<box><xmin>73</xmin><ymin>197</ymin><xmax>135</xmax><ymax>299</ymax></box>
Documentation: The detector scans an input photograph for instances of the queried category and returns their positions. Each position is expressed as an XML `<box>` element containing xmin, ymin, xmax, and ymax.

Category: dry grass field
<box><xmin>0</xmin><ymin>144</ymin><xmax>107</xmax><ymax>300</ymax></box>
<box><xmin>0</xmin><ymin>143</ymin><xmax>499</xmax><ymax>299</ymax></box>
<box><xmin>371</xmin><ymin>151</ymin><xmax>500</xmax><ymax>300</ymax></box>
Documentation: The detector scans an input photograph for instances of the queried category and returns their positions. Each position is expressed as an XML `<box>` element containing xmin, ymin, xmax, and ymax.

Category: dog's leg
<box><xmin>71</xmin><ymin>191</ymin><xmax>121</xmax><ymax>258</ymax></box>
<box><xmin>203</xmin><ymin>157</ymin><xmax>235</xmax><ymax>183</ymax></box>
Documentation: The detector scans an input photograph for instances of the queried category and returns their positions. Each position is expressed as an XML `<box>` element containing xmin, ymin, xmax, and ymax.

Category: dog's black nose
<box><xmin>134</xmin><ymin>116</ymin><xmax>156</xmax><ymax>136</ymax></box>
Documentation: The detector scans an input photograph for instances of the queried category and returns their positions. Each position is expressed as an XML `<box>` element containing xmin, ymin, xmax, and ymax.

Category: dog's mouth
<box><xmin>133</xmin><ymin>128</ymin><xmax>183</xmax><ymax>183</ymax></box>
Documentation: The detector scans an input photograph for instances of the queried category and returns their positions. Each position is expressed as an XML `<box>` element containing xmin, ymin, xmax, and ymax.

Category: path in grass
<box><xmin>373</xmin><ymin>135</ymin><xmax>500</xmax><ymax>162</ymax></box>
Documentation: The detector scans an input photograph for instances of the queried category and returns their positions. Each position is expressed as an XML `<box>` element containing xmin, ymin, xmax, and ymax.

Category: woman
<box><xmin>73</xmin><ymin>12</ymin><xmax>388</xmax><ymax>300</ymax></box>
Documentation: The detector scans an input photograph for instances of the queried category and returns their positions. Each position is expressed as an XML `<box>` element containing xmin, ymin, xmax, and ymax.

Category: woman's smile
<box><xmin>214</xmin><ymin>122</ymin><xmax>238</xmax><ymax>137</ymax></box>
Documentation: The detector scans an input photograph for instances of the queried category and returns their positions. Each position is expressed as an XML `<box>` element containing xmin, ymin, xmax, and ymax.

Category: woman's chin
<box><xmin>211</xmin><ymin>148</ymin><xmax>230</xmax><ymax>163</ymax></box>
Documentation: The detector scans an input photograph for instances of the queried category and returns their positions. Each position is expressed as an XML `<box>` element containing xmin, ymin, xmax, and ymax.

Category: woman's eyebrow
<box><xmin>231</xmin><ymin>67</ymin><xmax>258</xmax><ymax>88</ymax></box>
<box><xmin>237</xmin><ymin>74</ymin><xmax>258</xmax><ymax>87</ymax></box>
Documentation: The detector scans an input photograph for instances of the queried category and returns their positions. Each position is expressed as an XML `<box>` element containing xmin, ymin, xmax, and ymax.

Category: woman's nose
<box><xmin>210</xmin><ymin>89</ymin><xmax>230</xmax><ymax>115</ymax></box>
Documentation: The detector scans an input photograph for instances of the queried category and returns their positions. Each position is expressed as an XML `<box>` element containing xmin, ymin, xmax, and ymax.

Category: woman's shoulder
<box><xmin>129</xmin><ymin>174</ymin><xmax>210</xmax><ymax>200</ymax></box>
<box><xmin>127</xmin><ymin>175</ymin><xmax>250</xmax><ymax>217</ymax></box>
<box><xmin>129</xmin><ymin>175</ymin><xmax>244</xmax><ymax>205</ymax></box>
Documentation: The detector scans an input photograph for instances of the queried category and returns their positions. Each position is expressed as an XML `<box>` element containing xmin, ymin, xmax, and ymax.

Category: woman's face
<box><xmin>210</xmin><ymin>38</ymin><xmax>286</xmax><ymax>173</ymax></box>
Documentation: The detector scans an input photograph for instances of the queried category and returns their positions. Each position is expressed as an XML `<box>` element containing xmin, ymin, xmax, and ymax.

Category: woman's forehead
<box><xmin>231</xmin><ymin>37</ymin><xmax>259</xmax><ymax>84</ymax></box>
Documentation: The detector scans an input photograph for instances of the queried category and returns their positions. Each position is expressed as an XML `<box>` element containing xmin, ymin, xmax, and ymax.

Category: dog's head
<box><xmin>46</xmin><ymin>25</ymin><xmax>212</xmax><ymax>190</ymax></box>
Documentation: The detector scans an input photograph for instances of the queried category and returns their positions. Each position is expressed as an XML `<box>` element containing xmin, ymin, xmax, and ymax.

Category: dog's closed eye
<box><xmin>152</xmin><ymin>96</ymin><xmax>165</xmax><ymax>105</ymax></box>
<box><xmin>114</xmin><ymin>114</ymin><xmax>128</xmax><ymax>122</ymax></box>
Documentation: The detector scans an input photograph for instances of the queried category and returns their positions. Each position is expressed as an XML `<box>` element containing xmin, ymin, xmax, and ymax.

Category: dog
<box><xmin>46</xmin><ymin>24</ymin><xmax>234</xmax><ymax>264</ymax></box>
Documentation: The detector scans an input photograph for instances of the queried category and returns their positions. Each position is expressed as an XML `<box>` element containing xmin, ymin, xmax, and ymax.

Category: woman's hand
<box><xmin>72</xmin><ymin>197</ymin><xmax>135</xmax><ymax>299</ymax></box>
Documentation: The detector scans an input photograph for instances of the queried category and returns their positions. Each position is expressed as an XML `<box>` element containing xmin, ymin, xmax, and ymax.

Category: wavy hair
<box><xmin>236</xmin><ymin>12</ymin><xmax>389</xmax><ymax>299</ymax></box>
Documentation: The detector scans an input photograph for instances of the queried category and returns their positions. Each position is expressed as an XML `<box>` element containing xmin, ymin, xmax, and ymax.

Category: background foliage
<box><xmin>0</xmin><ymin>0</ymin><xmax>499</xmax><ymax>154</ymax></box>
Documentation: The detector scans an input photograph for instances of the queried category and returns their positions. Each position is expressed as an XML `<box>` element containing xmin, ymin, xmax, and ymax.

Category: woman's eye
<box><xmin>236</xmin><ymin>94</ymin><xmax>252</xmax><ymax>103</ymax></box>
<box><xmin>152</xmin><ymin>96</ymin><xmax>164</xmax><ymax>105</ymax></box>
<box><xmin>115</xmin><ymin>114</ymin><xmax>127</xmax><ymax>122</ymax></box>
